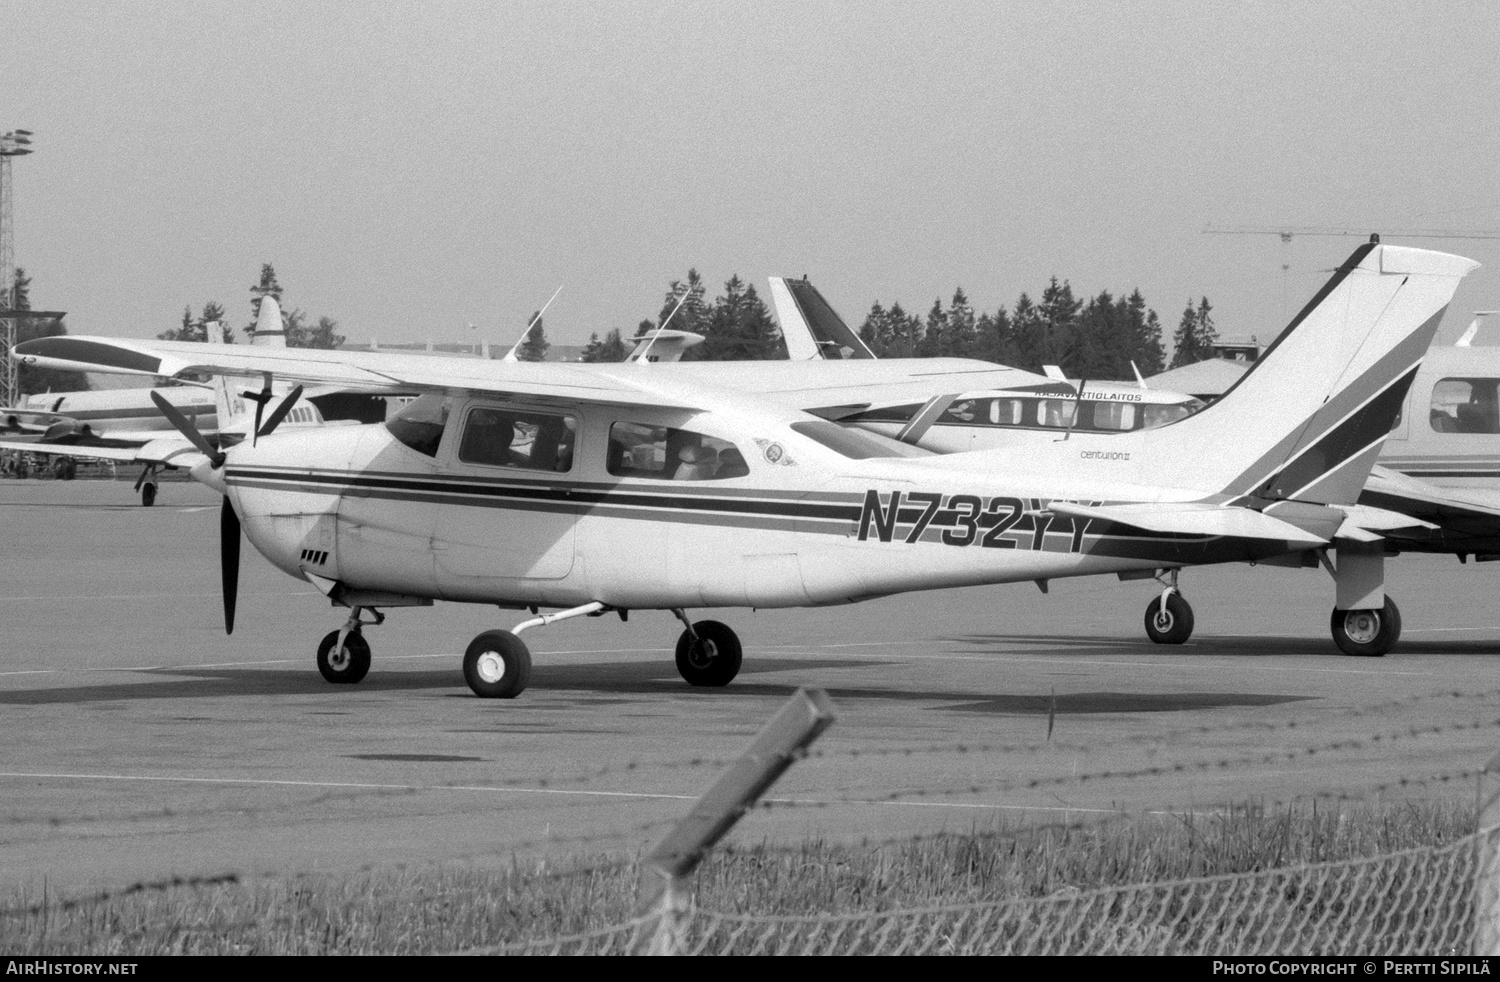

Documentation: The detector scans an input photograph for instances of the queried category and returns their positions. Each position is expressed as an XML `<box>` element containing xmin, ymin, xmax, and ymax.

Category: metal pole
<box><xmin>1472</xmin><ymin>751</ymin><xmax>1500</xmax><ymax>954</ymax></box>
<box><xmin>642</xmin><ymin>686</ymin><xmax>837</xmax><ymax>954</ymax></box>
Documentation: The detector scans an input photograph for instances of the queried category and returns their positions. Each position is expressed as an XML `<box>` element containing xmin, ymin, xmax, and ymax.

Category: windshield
<box><xmin>384</xmin><ymin>393</ymin><xmax>449</xmax><ymax>457</ymax></box>
<box><xmin>789</xmin><ymin>420</ymin><xmax>933</xmax><ymax>459</ymax></box>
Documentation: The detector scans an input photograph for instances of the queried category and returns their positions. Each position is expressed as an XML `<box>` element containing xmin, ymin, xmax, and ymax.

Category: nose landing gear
<box><xmin>316</xmin><ymin>606</ymin><xmax>379</xmax><ymax>683</ymax></box>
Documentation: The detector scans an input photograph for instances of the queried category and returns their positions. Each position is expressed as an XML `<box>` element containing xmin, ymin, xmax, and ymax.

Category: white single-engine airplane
<box><xmin>17</xmin><ymin>242</ymin><xmax>1474</xmax><ymax>696</ymax></box>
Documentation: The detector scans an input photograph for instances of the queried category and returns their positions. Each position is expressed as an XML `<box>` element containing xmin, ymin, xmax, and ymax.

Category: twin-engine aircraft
<box><xmin>17</xmin><ymin>242</ymin><xmax>1475</xmax><ymax>697</ymax></box>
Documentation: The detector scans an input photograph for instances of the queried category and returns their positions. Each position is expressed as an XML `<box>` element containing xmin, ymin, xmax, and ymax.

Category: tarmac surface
<box><xmin>4</xmin><ymin>477</ymin><xmax>1500</xmax><ymax>898</ymax></box>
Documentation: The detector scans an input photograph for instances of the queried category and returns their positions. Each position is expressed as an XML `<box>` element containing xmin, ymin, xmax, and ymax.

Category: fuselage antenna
<box><xmin>634</xmin><ymin>287</ymin><xmax>692</xmax><ymax>365</ymax></box>
<box><xmin>502</xmin><ymin>285</ymin><xmax>564</xmax><ymax>363</ymax></box>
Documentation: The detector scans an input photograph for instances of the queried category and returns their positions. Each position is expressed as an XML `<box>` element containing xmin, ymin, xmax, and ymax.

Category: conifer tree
<box><xmin>1170</xmin><ymin>297</ymin><xmax>1218</xmax><ymax>368</ymax></box>
<box><xmin>516</xmin><ymin>314</ymin><xmax>550</xmax><ymax>361</ymax></box>
<box><xmin>947</xmin><ymin>288</ymin><xmax>977</xmax><ymax>358</ymax></box>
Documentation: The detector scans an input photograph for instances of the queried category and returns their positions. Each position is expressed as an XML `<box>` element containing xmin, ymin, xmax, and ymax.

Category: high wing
<box><xmin>15</xmin><ymin>337</ymin><xmax>706</xmax><ymax>412</ymax></box>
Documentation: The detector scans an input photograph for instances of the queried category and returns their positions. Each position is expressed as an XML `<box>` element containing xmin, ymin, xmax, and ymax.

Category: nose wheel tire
<box><xmin>141</xmin><ymin>483</ymin><xmax>157</xmax><ymax>507</ymax></box>
<box><xmin>674</xmin><ymin>620</ymin><xmax>743</xmax><ymax>687</ymax></box>
<box><xmin>463</xmin><ymin>630</ymin><xmax>531</xmax><ymax>698</ymax></box>
<box><xmin>317</xmin><ymin>629</ymin><xmax>372</xmax><ymax>684</ymax></box>
<box><xmin>1331</xmin><ymin>597</ymin><xmax>1401</xmax><ymax>657</ymax></box>
<box><xmin>1144</xmin><ymin>593</ymin><xmax>1194</xmax><ymax>645</ymax></box>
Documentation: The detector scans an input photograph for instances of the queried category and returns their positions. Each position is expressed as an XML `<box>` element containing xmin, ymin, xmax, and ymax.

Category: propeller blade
<box><xmin>221</xmin><ymin>497</ymin><xmax>240</xmax><ymax>635</ymax></box>
<box><xmin>150</xmin><ymin>391</ymin><xmax>224</xmax><ymax>466</ymax></box>
<box><xmin>252</xmin><ymin>392</ymin><xmax>267</xmax><ymax>444</ymax></box>
<box><xmin>256</xmin><ymin>385</ymin><xmax>305</xmax><ymax>438</ymax></box>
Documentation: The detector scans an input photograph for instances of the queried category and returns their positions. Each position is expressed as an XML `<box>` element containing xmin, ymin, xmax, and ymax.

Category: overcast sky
<box><xmin>6</xmin><ymin>1</ymin><xmax>1500</xmax><ymax>353</ymax></box>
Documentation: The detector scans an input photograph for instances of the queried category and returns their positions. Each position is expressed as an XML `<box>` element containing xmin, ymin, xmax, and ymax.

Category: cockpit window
<box><xmin>789</xmin><ymin>420</ymin><xmax>933</xmax><ymax>459</ymax></box>
<box><xmin>384</xmin><ymin>393</ymin><xmax>450</xmax><ymax>457</ymax></box>
<box><xmin>1142</xmin><ymin>400</ymin><xmax>1202</xmax><ymax>429</ymax></box>
<box><xmin>460</xmin><ymin>407</ymin><xmax>576</xmax><ymax>472</ymax></box>
<box><xmin>607</xmin><ymin>422</ymin><xmax>749</xmax><ymax>480</ymax></box>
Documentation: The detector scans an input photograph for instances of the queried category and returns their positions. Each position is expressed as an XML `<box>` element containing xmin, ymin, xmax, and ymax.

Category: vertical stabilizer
<box><xmin>250</xmin><ymin>297</ymin><xmax>287</xmax><ymax>348</ymax></box>
<box><xmin>768</xmin><ymin>277</ymin><xmax>876</xmax><ymax>360</ymax></box>
<box><xmin>965</xmin><ymin>242</ymin><xmax>1478</xmax><ymax>507</ymax></box>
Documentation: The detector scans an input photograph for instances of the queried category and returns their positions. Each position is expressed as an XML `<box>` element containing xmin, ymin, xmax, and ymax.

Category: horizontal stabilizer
<box><xmin>1334</xmin><ymin>502</ymin><xmax>1436</xmax><ymax>532</ymax></box>
<box><xmin>1045</xmin><ymin>500</ymin><xmax>1330</xmax><ymax>547</ymax></box>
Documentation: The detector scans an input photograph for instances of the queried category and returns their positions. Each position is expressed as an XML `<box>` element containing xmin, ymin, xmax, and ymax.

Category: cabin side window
<box><xmin>1036</xmin><ymin>399</ymin><xmax>1076</xmax><ymax>428</ymax></box>
<box><xmin>1091</xmin><ymin>402</ymin><xmax>1136</xmax><ymax>431</ymax></box>
<box><xmin>459</xmin><ymin>407</ymin><xmax>576</xmax><ymax>472</ymax></box>
<box><xmin>606</xmin><ymin>422</ymin><xmax>749</xmax><ymax>479</ymax></box>
<box><xmin>988</xmin><ymin>399</ymin><xmax>1024</xmax><ymax>425</ymax></box>
<box><xmin>1431</xmin><ymin>378</ymin><xmax>1500</xmax><ymax>434</ymax></box>
<box><xmin>384</xmin><ymin>393</ymin><xmax>451</xmax><ymax>457</ymax></box>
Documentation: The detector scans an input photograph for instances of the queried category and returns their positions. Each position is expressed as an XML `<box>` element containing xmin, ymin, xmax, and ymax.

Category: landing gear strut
<box><xmin>672</xmin><ymin>609</ymin><xmax>743</xmax><ymax>686</ymax></box>
<box><xmin>1143</xmin><ymin>569</ymin><xmax>1194</xmax><ymax>645</ymax></box>
<box><xmin>1322</xmin><ymin>545</ymin><xmax>1400</xmax><ymax>657</ymax></box>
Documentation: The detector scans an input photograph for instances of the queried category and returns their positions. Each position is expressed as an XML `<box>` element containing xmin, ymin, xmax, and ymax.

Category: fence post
<box><xmin>1473</xmin><ymin>751</ymin><xmax>1500</xmax><ymax>955</ymax></box>
<box><xmin>641</xmin><ymin>686</ymin><xmax>837</xmax><ymax>955</ymax></box>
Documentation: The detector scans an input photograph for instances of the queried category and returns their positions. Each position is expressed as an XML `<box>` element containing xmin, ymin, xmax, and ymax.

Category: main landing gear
<box><xmin>1137</xmin><ymin>552</ymin><xmax>1403</xmax><ymax>658</ymax></box>
<box><xmin>672</xmin><ymin>610</ymin><xmax>743</xmax><ymax>687</ymax></box>
<box><xmin>309</xmin><ymin>600</ymin><xmax>747</xmax><ymax>699</ymax></box>
<box><xmin>1330</xmin><ymin>597</ymin><xmax>1402</xmax><ymax>657</ymax></box>
<box><xmin>136</xmin><ymin>464</ymin><xmax>158</xmax><ymax>507</ymax></box>
<box><xmin>1143</xmin><ymin>569</ymin><xmax>1194</xmax><ymax>645</ymax></box>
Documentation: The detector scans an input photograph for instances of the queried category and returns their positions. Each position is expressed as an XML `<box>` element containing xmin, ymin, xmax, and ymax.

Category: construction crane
<box><xmin>0</xmin><ymin>129</ymin><xmax>35</xmax><ymax>407</ymax></box>
<box><xmin>1204</xmin><ymin>225</ymin><xmax>1500</xmax><ymax>325</ymax></box>
<box><xmin>1204</xmin><ymin>225</ymin><xmax>1500</xmax><ymax>242</ymax></box>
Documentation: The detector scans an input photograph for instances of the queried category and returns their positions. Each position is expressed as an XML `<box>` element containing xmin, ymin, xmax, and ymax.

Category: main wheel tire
<box><xmin>317</xmin><ymin>629</ymin><xmax>372</xmax><ymax>683</ymax></box>
<box><xmin>1144</xmin><ymin>593</ymin><xmax>1194</xmax><ymax>645</ymax></box>
<box><xmin>141</xmin><ymin>483</ymin><xmax>157</xmax><ymax>507</ymax></box>
<box><xmin>54</xmin><ymin>458</ymin><xmax>76</xmax><ymax>481</ymax></box>
<box><xmin>463</xmin><ymin>630</ymin><xmax>531</xmax><ymax>698</ymax></box>
<box><xmin>1331</xmin><ymin>597</ymin><xmax>1401</xmax><ymax>657</ymax></box>
<box><xmin>674</xmin><ymin>620</ymin><xmax>743</xmax><ymax>687</ymax></box>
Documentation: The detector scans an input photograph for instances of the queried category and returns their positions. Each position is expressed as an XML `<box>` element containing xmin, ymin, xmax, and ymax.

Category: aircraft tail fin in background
<box><xmin>249</xmin><ymin>297</ymin><xmax>287</xmax><ymax>348</ymax></box>
<box><xmin>769</xmin><ymin>277</ymin><xmax>877</xmax><ymax>361</ymax></box>
<box><xmin>1154</xmin><ymin>241</ymin><xmax>1476</xmax><ymax>505</ymax></box>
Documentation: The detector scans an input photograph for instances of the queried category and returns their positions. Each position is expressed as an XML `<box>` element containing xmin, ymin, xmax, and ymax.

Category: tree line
<box><xmin>576</xmin><ymin>268</ymin><xmax>1218</xmax><ymax>377</ymax></box>
<box><xmin>159</xmin><ymin>263</ymin><xmax>345</xmax><ymax>349</ymax></box>
<box><xmin>4</xmin><ymin>259</ymin><xmax>1226</xmax><ymax>400</ymax></box>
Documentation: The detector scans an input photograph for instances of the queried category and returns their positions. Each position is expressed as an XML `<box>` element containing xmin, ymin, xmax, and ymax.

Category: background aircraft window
<box><xmin>1036</xmin><ymin>399</ymin><xmax>1076</xmax><ymax>428</ymax></box>
<box><xmin>990</xmin><ymin>399</ymin><xmax>1024</xmax><ymax>425</ymax></box>
<box><xmin>460</xmin><ymin>408</ymin><xmax>576</xmax><ymax>471</ymax></box>
<box><xmin>942</xmin><ymin>400</ymin><xmax>980</xmax><ymax>423</ymax></box>
<box><xmin>1431</xmin><ymin>378</ymin><xmax>1500</xmax><ymax>434</ymax></box>
<box><xmin>789</xmin><ymin>421</ymin><xmax>933</xmax><ymax>459</ymax></box>
<box><xmin>384</xmin><ymin>393</ymin><xmax>450</xmax><ymax>457</ymax></box>
<box><xmin>1093</xmin><ymin>402</ymin><xmax>1136</xmax><ymax>431</ymax></box>
<box><xmin>606</xmin><ymin>422</ymin><xmax>744</xmax><ymax>479</ymax></box>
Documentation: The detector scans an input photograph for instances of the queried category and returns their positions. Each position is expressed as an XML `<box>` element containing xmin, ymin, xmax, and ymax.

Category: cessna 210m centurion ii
<box><xmin>16</xmin><ymin>241</ymin><xmax>1475</xmax><ymax>696</ymax></box>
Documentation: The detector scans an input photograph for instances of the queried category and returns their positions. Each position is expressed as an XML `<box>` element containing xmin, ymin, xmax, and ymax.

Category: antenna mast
<box><xmin>0</xmin><ymin>129</ymin><xmax>34</xmax><ymax>407</ymax></box>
